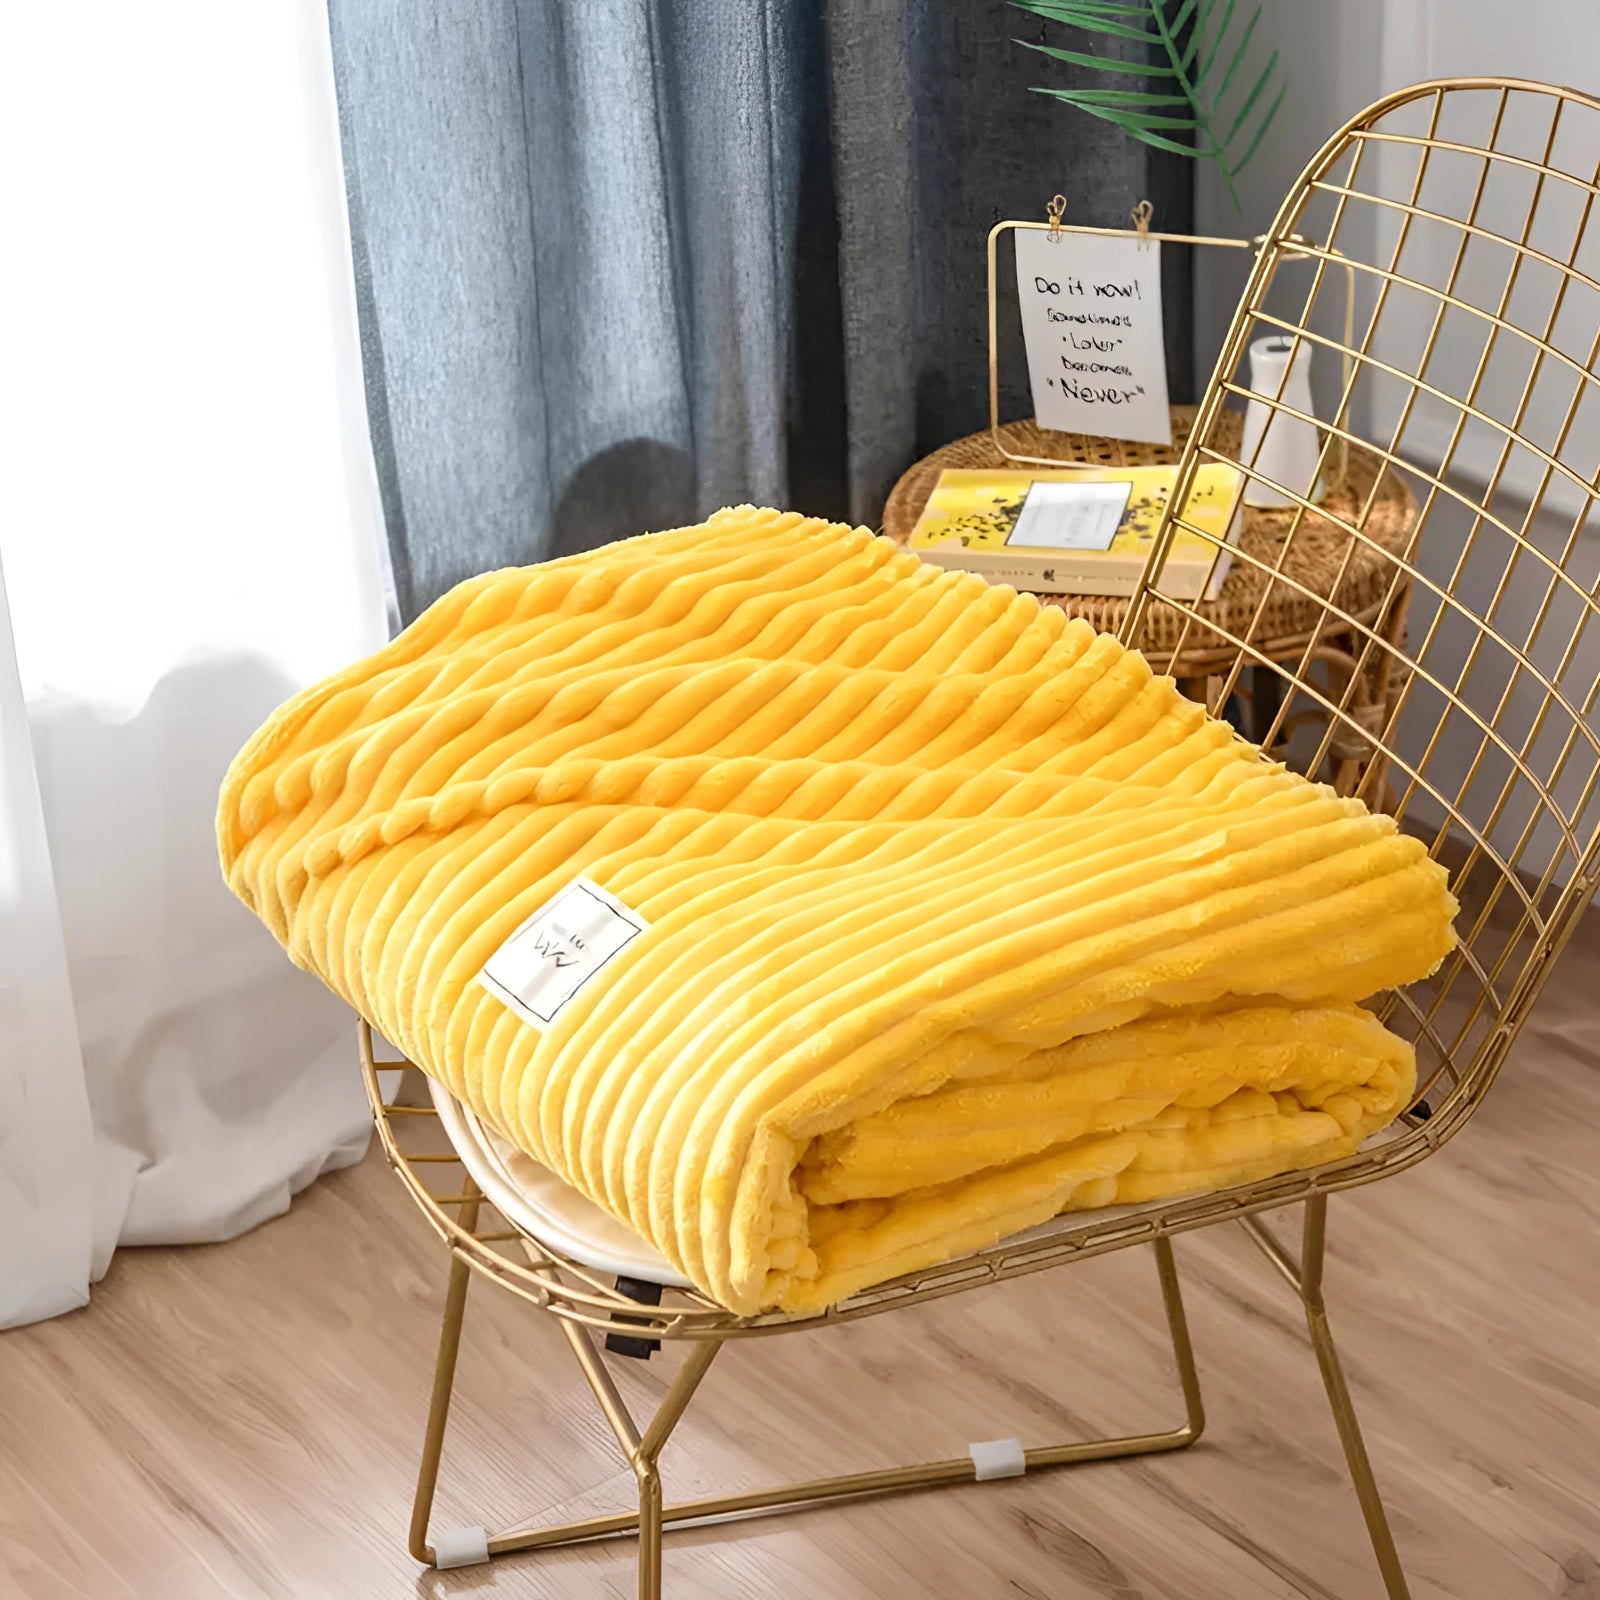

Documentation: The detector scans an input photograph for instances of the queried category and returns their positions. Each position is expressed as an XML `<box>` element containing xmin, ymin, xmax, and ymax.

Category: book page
<box><xmin>1006</xmin><ymin>480</ymin><xmax>1132</xmax><ymax>551</ymax></box>
<box><xmin>1014</xmin><ymin>229</ymin><xmax>1172</xmax><ymax>446</ymax></box>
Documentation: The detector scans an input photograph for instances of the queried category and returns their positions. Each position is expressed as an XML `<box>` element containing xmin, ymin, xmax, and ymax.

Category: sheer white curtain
<box><xmin>0</xmin><ymin>3</ymin><xmax>390</xmax><ymax>1327</ymax></box>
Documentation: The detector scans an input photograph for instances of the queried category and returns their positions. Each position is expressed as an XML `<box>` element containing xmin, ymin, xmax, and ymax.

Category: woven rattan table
<box><xmin>882</xmin><ymin>409</ymin><xmax>1417</xmax><ymax>796</ymax></box>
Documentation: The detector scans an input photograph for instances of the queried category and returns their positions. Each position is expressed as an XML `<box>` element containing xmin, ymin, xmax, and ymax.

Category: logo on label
<box><xmin>531</xmin><ymin>924</ymin><xmax>586</xmax><ymax>968</ymax></box>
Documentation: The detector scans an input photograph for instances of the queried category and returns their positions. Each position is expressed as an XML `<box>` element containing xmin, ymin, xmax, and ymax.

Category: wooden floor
<box><xmin>3</xmin><ymin>923</ymin><xmax>1597</xmax><ymax>1600</ymax></box>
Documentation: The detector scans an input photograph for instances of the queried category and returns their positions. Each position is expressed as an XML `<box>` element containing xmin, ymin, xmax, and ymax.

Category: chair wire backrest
<box><xmin>1125</xmin><ymin>77</ymin><xmax>1600</xmax><ymax>1148</ymax></box>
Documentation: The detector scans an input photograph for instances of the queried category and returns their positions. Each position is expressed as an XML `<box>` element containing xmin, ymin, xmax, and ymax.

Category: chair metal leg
<box><xmin>556</xmin><ymin>1319</ymin><xmax>724</xmax><ymax>1600</ymax></box>
<box><xmin>407</xmin><ymin>1237</ymin><xmax>1206</xmax><ymax>1590</ymax></box>
<box><xmin>408</xmin><ymin>1184</ymin><xmax>482</xmax><ymax>1564</ymax></box>
<box><xmin>1246</xmin><ymin>1199</ymin><xmax>1411</xmax><ymax>1597</ymax></box>
<box><xmin>1152</xmin><ymin>1234</ymin><xmax>1207</xmax><ymax>1440</ymax></box>
<box><xmin>635</xmin><ymin>1464</ymin><xmax>664</xmax><ymax>1600</ymax></box>
<box><xmin>1300</xmin><ymin>1196</ymin><xmax>1412</xmax><ymax>1599</ymax></box>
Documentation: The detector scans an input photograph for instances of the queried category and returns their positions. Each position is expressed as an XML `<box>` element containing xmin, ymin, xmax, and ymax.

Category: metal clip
<box><xmin>1132</xmin><ymin>198</ymin><xmax>1154</xmax><ymax>249</ymax></box>
<box><xmin>1046</xmin><ymin>193</ymin><xmax>1066</xmax><ymax>242</ymax></box>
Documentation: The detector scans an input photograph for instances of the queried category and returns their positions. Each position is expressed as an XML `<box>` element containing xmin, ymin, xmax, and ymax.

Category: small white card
<box><xmin>1007</xmin><ymin>480</ymin><xmax>1132</xmax><ymax>551</ymax></box>
<box><xmin>479</xmin><ymin>877</ymin><xmax>648</xmax><ymax>1029</ymax></box>
<box><xmin>1014</xmin><ymin>228</ymin><xmax>1172</xmax><ymax>446</ymax></box>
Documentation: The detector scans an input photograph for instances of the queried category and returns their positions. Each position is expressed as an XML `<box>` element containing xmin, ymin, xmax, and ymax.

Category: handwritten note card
<box><xmin>1014</xmin><ymin>228</ymin><xmax>1172</xmax><ymax>447</ymax></box>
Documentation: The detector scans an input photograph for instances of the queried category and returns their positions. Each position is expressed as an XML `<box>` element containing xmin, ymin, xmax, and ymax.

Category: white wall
<box><xmin>1195</xmin><ymin>2</ymin><xmax>1600</xmax><ymax>899</ymax></box>
<box><xmin>1195</xmin><ymin>1</ymin><xmax>1600</xmax><ymax>384</ymax></box>
<box><xmin>1193</xmin><ymin>0</ymin><xmax>1406</xmax><ymax>385</ymax></box>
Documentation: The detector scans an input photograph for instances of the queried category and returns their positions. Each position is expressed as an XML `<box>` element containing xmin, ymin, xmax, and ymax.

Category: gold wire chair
<box><xmin>361</xmin><ymin>77</ymin><xmax>1600</xmax><ymax>1599</ymax></box>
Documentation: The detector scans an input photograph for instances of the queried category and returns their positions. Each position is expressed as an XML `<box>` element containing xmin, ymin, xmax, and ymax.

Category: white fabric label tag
<box><xmin>478</xmin><ymin>877</ymin><xmax>648</xmax><ymax>1029</ymax></box>
<box><xmin>1014</xmin><ymin>227</ymin><xmax>1172</xmax><ymax>446</ymax></box>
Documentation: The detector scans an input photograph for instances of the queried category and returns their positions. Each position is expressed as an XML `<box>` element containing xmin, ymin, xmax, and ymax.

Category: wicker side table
<box><xmin>881</xmin><ymin>410</ymin><xmax>1417</xmax><ymax>800</ymax></box>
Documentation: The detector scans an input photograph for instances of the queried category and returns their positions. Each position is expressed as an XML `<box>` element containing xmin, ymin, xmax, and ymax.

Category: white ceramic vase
<box><xmin>1239</xmin><ymin>335</ymin><xmax>1321</xmax><ymax>508</ymax></box>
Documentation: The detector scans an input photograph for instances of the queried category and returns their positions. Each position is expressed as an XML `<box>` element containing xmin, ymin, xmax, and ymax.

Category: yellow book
<box><xmin>907</xmin><ymin>464</ymin><xmax>1244</xmax><ymax>600</ymax></box>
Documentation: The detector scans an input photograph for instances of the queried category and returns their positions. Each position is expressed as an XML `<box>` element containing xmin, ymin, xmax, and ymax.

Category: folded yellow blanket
<box><xmin>219</xmin><ymin>508</ymin><xmax>1456</xmax><ymax>1314</ymax></box>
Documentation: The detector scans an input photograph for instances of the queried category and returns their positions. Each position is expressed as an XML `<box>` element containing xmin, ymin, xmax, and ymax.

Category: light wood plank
<box><xmin>2</xmin><ymin>920</ymin><xmax>1596</xmax><ymax>1599</ymax></box>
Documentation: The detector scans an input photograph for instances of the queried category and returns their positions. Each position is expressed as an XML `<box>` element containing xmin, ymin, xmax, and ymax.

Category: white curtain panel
<box><xmin>0</xmin><ymin>555</ymin><xmax>98</xmax><ymax>1326</ymax></box>
<box><xmin>0</xmin><ymin>3</ymin><xmax>390</xmax><ymax>1327</ymax></box>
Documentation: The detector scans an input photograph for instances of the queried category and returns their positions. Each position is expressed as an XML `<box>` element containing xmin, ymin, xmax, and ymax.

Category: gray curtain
<box><xmin>328</xmin><ymin>1</ymin><xmax>1192</xmax><ymax>621</ymax></box>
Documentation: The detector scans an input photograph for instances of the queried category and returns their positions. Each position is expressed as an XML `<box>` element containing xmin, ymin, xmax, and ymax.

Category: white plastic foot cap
<box><xmin>968</xmin><ymin>1437</ymin><xmax>1027</xmax><ymax>1481</ymax></box>
<box><xmin>433</xmin><ymin>1526</ymin><xmax>491</xmax><ymax>1568</ymax></box>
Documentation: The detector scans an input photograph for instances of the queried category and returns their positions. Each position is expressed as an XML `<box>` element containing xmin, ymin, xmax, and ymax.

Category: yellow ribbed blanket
<box><xmin>219</xmin><ymin>507</ymin><xmax>1456</xmax><ymax>1315</ymax></box>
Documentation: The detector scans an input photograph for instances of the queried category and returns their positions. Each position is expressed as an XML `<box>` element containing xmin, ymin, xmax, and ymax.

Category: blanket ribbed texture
<box><xmin>219</xmin><ymin>508</ymin><xmax>1455</xmax><ymax>1313</ymax></box>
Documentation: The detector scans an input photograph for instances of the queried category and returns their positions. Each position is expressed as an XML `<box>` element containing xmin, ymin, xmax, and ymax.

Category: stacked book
<box><xmin>907</xmin><ymin>464</ymin><xmax>1245</xmax><ymax>601</ymax></box>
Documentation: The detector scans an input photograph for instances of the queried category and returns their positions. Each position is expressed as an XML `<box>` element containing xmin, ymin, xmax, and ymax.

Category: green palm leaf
<box><xmin>1011</xmin><ymin>0</ymin><xmax>1284</xmax><ymax>211</ymax></box>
